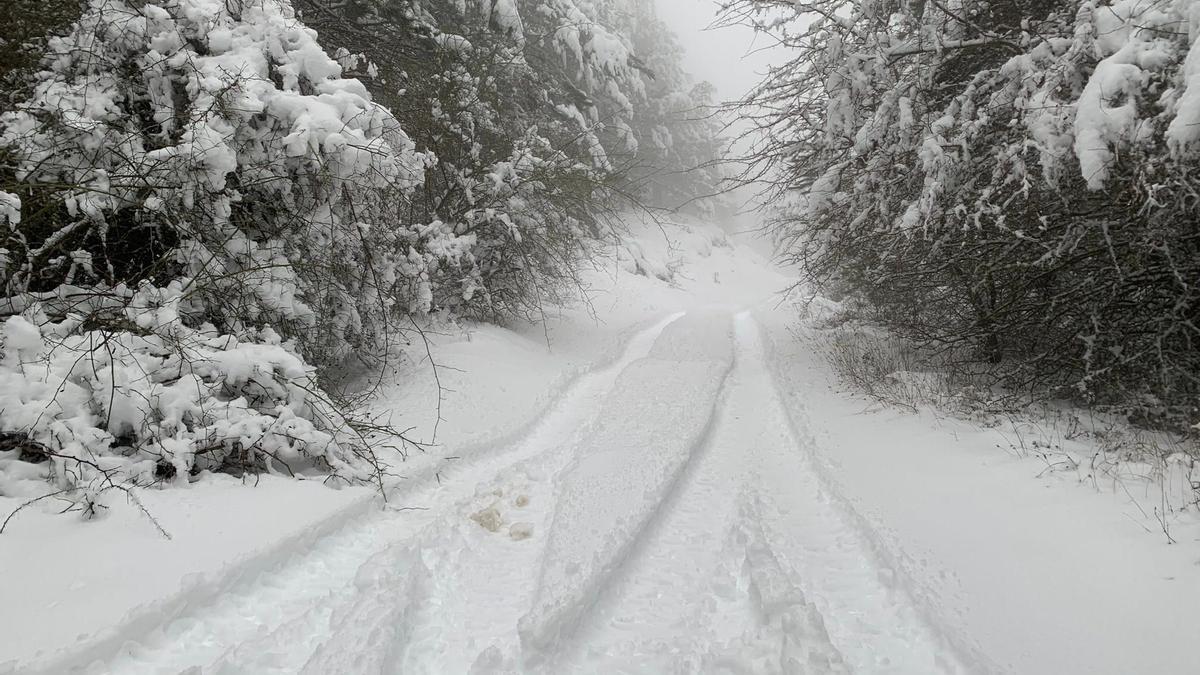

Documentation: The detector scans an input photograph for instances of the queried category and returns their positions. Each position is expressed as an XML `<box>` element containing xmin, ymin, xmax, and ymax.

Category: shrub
<box><xmin>0</xmin><ymin>0</ymin><xmax>439</xmax><ymax>494</ymax></box>
<box><xmin>729</xmin><ymin>0</ymin><xmax>1200</xmax><ymax>430</ymax></box>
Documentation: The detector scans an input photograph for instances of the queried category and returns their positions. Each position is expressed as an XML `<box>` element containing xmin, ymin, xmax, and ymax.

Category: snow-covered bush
<box><xmin>732</xmin><ymin>0</ymin><xmax>1200</xmax><ymax>429</ymax></box>
<box><xmin>0</xmin><ymin>0</ymin><xmax>454</xmax><ymax>492</ymax></box>
<box><xmin>0</xmin><ymin>0</ymin><xmax>727</xmax><ymax>503</ymax></box>
<box><xmin>290</xmin><ymin>0</ymin><xmax>619</xmax><ymax>320</ymax></box>
<box><xmin>0</xmin><ymin>288</ymin><xmax>378</xmax><ymax>499</ymax></box>
<box><xmin>0</xmin><ymin>0</ymin><xmax>83</xmax><ymax>110</ymax></box>
<box><xmin>0</xmin><ymin>0</ymin><xmax>448</xmax><ymax>365</ymax></box>
<box><xmin>294</xmin><ymin>0</ymin><xmax>727</xmax><ymax>297</ymax></box>
<box><xmin>624</xmin><ymin>5</ymin><xmax>727</xmax><ymax>214</ymax></box>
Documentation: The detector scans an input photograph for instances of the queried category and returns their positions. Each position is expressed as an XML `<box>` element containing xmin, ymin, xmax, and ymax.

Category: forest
<box><xmin>724</xmin><ymin>0</ymin><xmax>1200</xmax><ymax>430</ymax></box>
<box><xmin>3</xmin><ymin>1</ymin><xmax>1200</xmax><ymax>673</ymax></box>
<box><xmin>3</xmin><ymin>0</ymin><xmax>1199</xmax><ymax>499</ymax></box>
<box><xmin>0</xmin><ymin>0</ymin><xmax>1197</xmax><ymax>499</ymax></box>
<box><xmin>0</xmin><ymin>0</ymin><xmax>724</xmax><ymax>495</ymax></box>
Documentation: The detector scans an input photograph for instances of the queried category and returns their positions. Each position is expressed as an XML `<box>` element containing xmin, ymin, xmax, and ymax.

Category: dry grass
<box><xmin>805</xmin><ymin>322</ymin><xmax>994</xmax><ymax>417</ymax></box>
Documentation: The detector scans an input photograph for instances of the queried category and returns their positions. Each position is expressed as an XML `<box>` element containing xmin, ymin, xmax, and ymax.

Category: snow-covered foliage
<box><xmin>0</xmin><ymin>0</ymin><xmax>443</xmax><ymax>362</ymax></box>
<box><xmin>0</xmin><ymin>299</ymin><xmax>376</xmax><ymax>502</ymax></box>
<box><xmin>732</xmin><ymin>0</ymin><xmax>1200</xmax><ymax>425</ymax></box>
<box><xmin>0</xmin><ymin>0</ymin><xmax>454</xmax><ymax>492</ymax></box>
<box><xmin>624</xmin><ymin>2</ymin><xmax>727</xmax><ymax>213</ymax></box>
<box><xmin>296</xmin><ymin>0</ymin><xmax>726</xmax><ymax>236</ymax></box>
<box><xmin>0</xmin><ymin>0</ymin><xmax>725</xmax><ymax>498</ymax></box>
<box><xmin>291</xmin><ymin>0</ymin><xmax>728</xmax><ymax>321</ymax></box>
<box><xmin>0</xmin><ymin>0</ymin><xmax>82</xmax><ymax>110</ymax></box>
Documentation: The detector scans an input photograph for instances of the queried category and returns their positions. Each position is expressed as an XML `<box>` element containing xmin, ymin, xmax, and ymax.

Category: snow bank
<box><xmin>616</xmin><ymin>212</ymin><xmax>735</xmax><ymax>285</ymax></box>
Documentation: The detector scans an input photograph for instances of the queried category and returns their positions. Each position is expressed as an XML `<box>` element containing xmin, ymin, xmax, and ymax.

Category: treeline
<box><xmin>0</xmin><ymin>0</ymin><xmax>722</xmax><ymax>497</ymax></box>
<box><xmin>729</xmin><ymin>0</ymin><xmax>1200</xmax><ymax>429</ymax></box>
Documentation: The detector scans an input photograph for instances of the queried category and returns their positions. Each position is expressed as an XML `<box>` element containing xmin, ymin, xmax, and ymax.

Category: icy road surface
<box><xmin>85</xmin><ymin>311</ymin><xmax>971</xmax><ymax>674</ymax></box>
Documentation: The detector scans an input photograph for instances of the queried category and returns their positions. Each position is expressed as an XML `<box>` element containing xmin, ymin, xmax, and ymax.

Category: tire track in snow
<box><xmin>318</xmin><ymin>311</ymin><xmax>740</xmax><ymax>673</ymax></box>
<box><xmin>383</xmin><ymin>412</ymin><xmax>595</xmax><ymax>672</ymax></box>
<box><xmin>738</xmin><ymin>313</ymin><xmax>969</xmax><ymax>674</ymax></box>
<box><xmin>86</xmin><ymin>310</ymin><xmax>973</xmax><ymax>674</ymax></box>
<box><xmin>91</xmin><ymin>312</ymin><xmax>685</xmax><ymax>675</ymax></box>
<box><xmin>517</xmin><ymin>311</ymin><xmax>737</xmax><ymax>666</ymax></box>
<box><xmin>719</xmin><ymin>493</ymin><xmax>851</xmax><ymax>674</ymax></box>
<box><xmin>543</xmin><ymin>312</ymin><xmax>966</xmax><ymax>674</ymax></box>
<box><xmin>541</xmin><ymin>311</ymin><xmax>846</xmax><ymax>674</ymax></box>
<box><xmin>756</xmin><ymin>318</ymin><xmax>999</xmax><ymax>675</ymax></box>
<box><xmin>321</xmin><ymin>311</ymin><xmax>735</xmax><ymax>673</ymax></box>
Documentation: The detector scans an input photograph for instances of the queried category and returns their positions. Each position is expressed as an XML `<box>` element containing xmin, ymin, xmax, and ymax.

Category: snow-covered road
<box><xmin>535</xmin><ymin>313</ymin><xmax>963</xmax><ymax>674</ymax></box>
<box><xmin>86</xmin><ymin>310</ymin><xmax>970</xmax><ymax>674</ymax></box>
<box><xmin>8</xmin><ymin>219</ymin><xmax>1199</xmax><ymax>674</ymax></box>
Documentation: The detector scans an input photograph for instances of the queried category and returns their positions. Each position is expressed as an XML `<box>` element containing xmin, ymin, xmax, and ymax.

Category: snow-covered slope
<box><xmin>2</xmin><ymin>213</ymin><xmax>1198</xmax><ymax>674</ymax></box>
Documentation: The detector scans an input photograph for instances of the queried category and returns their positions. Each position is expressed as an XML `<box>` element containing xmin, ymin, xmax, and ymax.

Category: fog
<box><xmin>651</xmin><ymin>0</ymin><xmax>777</xmax><ymax>103</ymax></box>
<box><xmin>650</xmin><ymin>0</ymin><xmax>783</xmax><ymax>234</ymax></box>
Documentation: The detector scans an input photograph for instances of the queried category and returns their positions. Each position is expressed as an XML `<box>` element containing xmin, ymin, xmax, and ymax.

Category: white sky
<box><xmin>649</xmin><ymin>0</ymin><xmax>791</xmax><ymax>230</ymax></box>
<box><xmin>651</xmin><ymin>0</ymin><xmax>778</xmax><ymax>103</ymax></box>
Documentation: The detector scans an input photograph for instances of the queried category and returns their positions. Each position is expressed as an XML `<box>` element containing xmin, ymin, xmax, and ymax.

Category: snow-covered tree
<box><xmin>730</xmin><ymin>0</ymin><xmax>1200</xmax><ymax>423</ymax></box>
<box><xmin>0</xmin><ymin>0</ymin><xmax>728</xmax><ymax>501</ymax></box>
<box><xmin>623</xmin><ymin>1</ymin><xmax>727</xmax><ymax>213</ymax></box>
<box><xmin>292</xmin><ymin>0</ymin><xmax>625</xmax><ymax>320</ymax></box>
<box><xmin>0</xmin><ymin>0</ymin><xmax>450</xmax><ymax>493</ymax></box>
<box><xmin>0</xmin><ymin>0</ymin><xmax>84</xmax><ymax>110</ymax></box>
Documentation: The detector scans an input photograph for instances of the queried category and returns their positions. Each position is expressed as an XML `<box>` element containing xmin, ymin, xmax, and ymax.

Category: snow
<box><xmin>3</xmin><ymin>214</ymin><xmax>1199</xmax><ymax>674</ymax></box>
<box><xmin>520</xmin><ymin>313</ymin><xmax>734</xmax><ymax>656</ymax></box>
<box><xmin>0</xmin><ymin>474</ymin><xmax>371</xmax><ymax>674</ymax></box>
<box><xmin>760</xmin><ymin>309</ymin><xmax>1200</xmax><ymax>675</ymax></box>
<box><xmin>535</xmin><ymin>313</ymin><xmax>962</xmax><ymax>673</ymax></box>
<box><xmin>1167</xmin><ymin>5</ymin><xmax>1200</xmax><ymax>154</ymax></box>
<box><xmin>1072</xmin><ymin>6</ymin><xmax>1176</xmax><ymax>191</ymax></box>
<box><xmin>5</xmin><ymin>0</ymin><xmax>1198</xmax><ymax>669</ymax></box>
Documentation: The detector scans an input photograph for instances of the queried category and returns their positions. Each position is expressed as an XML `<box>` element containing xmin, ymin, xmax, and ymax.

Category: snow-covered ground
<box><xmin>2</xmin><ymin>214</ymin><xmax>1198</xmax><ymax>674</ymax></box>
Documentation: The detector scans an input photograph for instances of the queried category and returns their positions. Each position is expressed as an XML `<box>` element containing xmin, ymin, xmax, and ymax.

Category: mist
<box><xmin>652</xmin><ymin>0</ymin><xmax>777</xmax><ymax>104</ymax></box>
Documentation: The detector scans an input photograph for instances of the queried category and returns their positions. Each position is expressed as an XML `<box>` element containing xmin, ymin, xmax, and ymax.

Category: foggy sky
<box><xmin>652</xmin><ymin>0</ymin><xmax>777</xmax><ymax>103</ymax></box>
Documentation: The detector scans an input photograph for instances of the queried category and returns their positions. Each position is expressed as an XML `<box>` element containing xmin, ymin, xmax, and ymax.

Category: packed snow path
<box><xmin>93</xmin><ymin>311</ymin><xmax>967</xmax><ymax>674</ymax></box>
